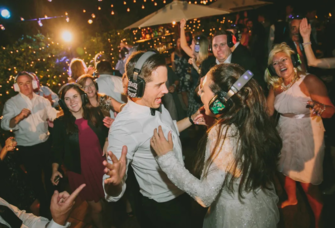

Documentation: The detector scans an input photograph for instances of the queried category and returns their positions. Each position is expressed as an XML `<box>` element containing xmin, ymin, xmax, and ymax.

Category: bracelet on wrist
<box><xmin>189</xmin><ymin>115</ymin><xmax>195</xmax><ymax>125</ymax></box>
<box><xmin>303</xmin><ymin>42</ymin><xmax>312</xmax><ymax>46</ymax></box>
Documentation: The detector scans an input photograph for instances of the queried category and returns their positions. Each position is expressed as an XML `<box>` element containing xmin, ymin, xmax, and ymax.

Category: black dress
<box><xmin>0</xmin><ymin>149</ymin><xmax>37</xmax><ymax>210</ymax></box>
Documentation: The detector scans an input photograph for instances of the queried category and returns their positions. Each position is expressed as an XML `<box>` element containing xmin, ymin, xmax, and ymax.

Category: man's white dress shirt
<box><xmin>35</xmin><ymin>85</ymin><xmax>60</xmax><ymax>107</ymax></box>
<box><xmin>103</xmin><ymin>100</ymin><xmax>184</xmax><ymax>203</ymax></box>
<box><xmin>1</xmin><ymin>93</ymin><xmax>57</xmax><ymax>146</ymax></box>
<box><xmin>0</xmin><ymin>198</ymin><xmax>70</xmax><ymax>228</ymax></box>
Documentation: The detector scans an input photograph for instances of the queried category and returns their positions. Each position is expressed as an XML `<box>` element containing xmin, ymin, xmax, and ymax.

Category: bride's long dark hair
<box><xmin>193</xmin><ymin>64</ymin><xmax>282</xmax><ymax>199</ymax></box>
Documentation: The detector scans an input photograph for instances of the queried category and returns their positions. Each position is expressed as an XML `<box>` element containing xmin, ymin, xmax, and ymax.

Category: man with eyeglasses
<box><xmin>1</xmin><ymin>71</ymin><xmax>59</xmax><ymax>218</ymax></box>
<box><xmin>201</xmin><ymin>30</ymin><xmax>264</xmax><ymax>90</ymax></box>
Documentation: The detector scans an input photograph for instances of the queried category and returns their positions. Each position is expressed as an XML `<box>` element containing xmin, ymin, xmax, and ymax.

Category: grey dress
<box><xmin>156</xmin><ymin>124</ymin><xmax>279</xmax><ymax>228</ymax></box>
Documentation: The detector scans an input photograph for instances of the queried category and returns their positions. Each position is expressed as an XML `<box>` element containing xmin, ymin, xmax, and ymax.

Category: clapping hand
<box><xmin>150</xmin><ymin>126</ymin><xmax>173</xmax><ymax>157</ymax></box>
<box><xmin>50</xmin><ymin>184</ymin><xmax>86</xmax><ymax>226</ymax></box>
<box><xmin>103</xmin><ymin>146</ymin><xmax>128</xmax><ymax>186</ymax></box>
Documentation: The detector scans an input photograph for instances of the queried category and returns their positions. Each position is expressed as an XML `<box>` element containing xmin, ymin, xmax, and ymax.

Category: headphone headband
<box><xmin>128</xmin><ymin>51</ymin><xmax>156</xmax><ymax>98</ymax></box>
<box><xmin>209</xmin><ymin>70</ymin><xmax>254</xmax><ymax>115</ymax></box>
<box><xmin>58</xmin><ymin>83</ymin><xmax>83</xmax><ymax>95</ymax></box>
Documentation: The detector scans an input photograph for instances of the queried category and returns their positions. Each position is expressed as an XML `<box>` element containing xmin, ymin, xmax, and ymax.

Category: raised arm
<box><xmin>180</xmin><ymin>19</ymin><xmax>194</xmax><ymax>58</ymax></box>
<box><xmin>300</xmin><ymin>18</ymin><xmax>335</xmax><ymax>69</ymax></box>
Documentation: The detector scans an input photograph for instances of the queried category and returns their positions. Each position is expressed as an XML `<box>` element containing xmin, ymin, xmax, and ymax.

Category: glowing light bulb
<box><xmin>127</xmin><ymin>8</ymin><xmax>130</xmax><ymax>12</ymax></box>
<box><xmin>88</xmin><ymin>19</ymin><xmax>93</xmax><ymax>24</ymax></box>
<box><xmin>111</xmin><ymin>11</ymin><xmax>114</xmax><ymax>15</ymax></box>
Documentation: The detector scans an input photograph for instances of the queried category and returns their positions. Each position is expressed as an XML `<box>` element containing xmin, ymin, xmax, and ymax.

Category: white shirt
<box><xmin>103</xmin><ymin>100</ymin><xmax>184</xmax><ymax>203</ymax></box>
<box><xmin>96</xmin><ymin>74</ymin><xmax>126</xmax><ymax>104</ymax></box>
<box><xmin>216</xmin><ymin>53</ymin><xmax>232</xmax><ymax>65</ymax></box>
<box><xmin>35</xmin><ymin>85</ymin><xmax>60</xmax><ymax>107</ymax></box>
<box><xmin>0</xmin><ymin>198</ymin><xmax>70</xmax><ymax>228</ymax></box>
<box><xmin>1</xmin><ymin>93</ymin><xmax>58</xmax><ymax>146</ymax></box>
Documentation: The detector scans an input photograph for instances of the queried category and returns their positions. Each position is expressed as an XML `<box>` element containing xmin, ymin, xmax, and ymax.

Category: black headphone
<box><xmin>127</xmin><ymin>51</ymin><xmax>156</xmax><ymax>98</ymax></box>
<box><xmin>194</xmin><ymin>36</ymin><xmax>201</xmax><ymax>53</ymax></box>
<box><xmin>209</xmin><ymin>70</ymin><xmax>254</xmax><ymax>115</ymax></box>
<box><xmin>58</xmin><ymin>83</ymin><xmax>88</xmax><ymax>111</ymax></box>
<box><xmin>267</xmin><ymin>53</ymin><xmax>301</xmax><ymax>76</ymax></box>
<box><xmin>226</xmin><ymin>31</ymin><xmax>235</xmax><ymax>48</ymax></box>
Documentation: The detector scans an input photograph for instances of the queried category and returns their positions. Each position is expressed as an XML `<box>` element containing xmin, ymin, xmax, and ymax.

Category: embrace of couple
<box><xmin>103</xmin><ymin>51</ymin><xmax>281</xmax><ymax>228</ymax></box>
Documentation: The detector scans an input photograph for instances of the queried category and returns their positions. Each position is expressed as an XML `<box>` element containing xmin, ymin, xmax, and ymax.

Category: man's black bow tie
<box><xmin>150</xmin><ymin>105</ymin><xmax>162</xmax><ymax>116</ymax></box>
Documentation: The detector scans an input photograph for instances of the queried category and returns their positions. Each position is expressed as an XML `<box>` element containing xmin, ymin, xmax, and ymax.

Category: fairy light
<box><xmin>111</xmin><ymin>11</ymin><xmax>114</xmax><ymax>15</ymax></box>
<box><xmin>124</xmin><ymin>1</ymin><xmax>126</xmax><ymax>5</ymax></box>
<box><xmin>98</xmin><ymin>6</ymin><xmax>101</xmax><ymax>10</ymax></box>
<box><xmin>127</xmin><ymin>8</ymin><xmax>130</xmax><ymax>12</ymax></box>
<box><xmin>83</xmin><ymin>9</ymin><xmax>86</xmax><ymax>13</ymax></box>
<box><xmin>88</xmin><ymin>19</ymin><xmax>93</xmax><ymax>24</ymax></box>
<box><xmin>142</xmin><ymin>5</ymin><xmax>145</xmax><ymax>9</ymax></box>
<box><xmin>92</xmin><ymin>14</ymin><xmax>96</xmax><ymax>18</ymax></box>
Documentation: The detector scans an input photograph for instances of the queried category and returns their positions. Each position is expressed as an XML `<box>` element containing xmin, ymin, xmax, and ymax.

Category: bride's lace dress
<box><xmin>156</xmin><ymin>124</ymin><xmax>279</xmax><ymax>228</ymax></box>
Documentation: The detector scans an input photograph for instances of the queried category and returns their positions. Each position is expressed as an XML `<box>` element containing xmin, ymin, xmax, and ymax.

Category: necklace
<box><xmin>281</xmin><ymin>76</ymin><xmax>298</xmax><ymax>91</ymax></box>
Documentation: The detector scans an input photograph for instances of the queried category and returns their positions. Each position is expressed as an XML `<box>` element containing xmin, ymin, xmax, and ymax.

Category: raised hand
<box><xmin>299</xmin><ymin>18</ymin><xmax>311</xmax><ymax>41</ymax></box>
<box><xmin>103</xmin><ymin>146</ymin><xmax>128</xmax><ymax>186</ymax></box>
<box><xmin>150</xmin><ymin>126</ymin><xmax>174</xmax><ymax>157</ymax></box>
<box><xmin>180</xmin><ymin>18</ymin><xmax>186</xmax><ymax>29</ymax></box>
<box><xmin>50</xmin><ymin>184</ymin><xmax>86</xmax><ymax>226</ymax></box>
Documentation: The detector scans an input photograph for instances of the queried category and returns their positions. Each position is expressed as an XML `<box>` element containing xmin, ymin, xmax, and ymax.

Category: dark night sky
<box><xmin>0</xmin><ymin>0</ymin><xmax>333</xmax><ymax>45</ymax></box>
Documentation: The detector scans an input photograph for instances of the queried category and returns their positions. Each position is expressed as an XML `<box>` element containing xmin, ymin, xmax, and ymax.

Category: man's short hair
<box><xmin>125</xmin><ymin>51</ymin><xmax>166</xmax><ymax>83</ymax></box>
<box><xmin>213</xmin><ymin>30</ymin><xmax>229</xmax><ymax>38</ymax></box>
<box><xmin>97</xmin><ymin>61</ymin><xmax>113</xmax><ymax>74</ymax></box>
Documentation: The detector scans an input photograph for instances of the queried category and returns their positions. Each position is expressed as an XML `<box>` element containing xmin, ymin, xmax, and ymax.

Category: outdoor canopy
<box><xmin>124</xmin><ymin>0</ymin><xmax>230</xmax><ymax>29</ymax></box>
<box><xmin>209</xmin><ymin>0</ymin><xmax>272</xmax><ymax>12</ymax></box>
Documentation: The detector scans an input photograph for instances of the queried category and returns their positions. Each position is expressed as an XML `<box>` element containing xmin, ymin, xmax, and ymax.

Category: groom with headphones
<box><xmin>103</xmin><ymin>51</ymin><xmax>204</xmax><ymax>228</ymax></box>
<box><xmin>1</xmin><ymin>71</ymin><xmax>59</xmax><ymax>218</ymax></box>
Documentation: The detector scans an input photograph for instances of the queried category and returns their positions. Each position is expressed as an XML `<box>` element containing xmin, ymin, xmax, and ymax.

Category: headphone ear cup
<box><xmin>267</xmin><ymin>65</ymin><xmax>277</xmax><ymax>76</ymax></box>
<box><xmin>128</xmin><ymin>77</ymin><xmax>146</xmax><ymax>98</ymax></box>
<box><xmin>209</xmin><ymin>94</ymin><xmax>229</xmax><ymax>115</ymax></box>
<box><xmin>13</xmin><ymin>83</ymin><xmax>20</xmax><ymax>92</ymax></box>
<box><xmin>291</xmin><ymin>53</ymin><xmax>301</xmax><ymax>67</ymax></box>
<box><xmin>32</xmin><ymin>80</ymin><xmax>38</xmax><ymax>90</ymax></box>
<box><xmin>227</xmin><ymin>33</ymin><xmax>234</xmax><ymax>48</ymax></box>
<box><xmin>81</xmin><ymin>93</ymin><xmax>88</xmax><ymax>105</ymax></box>
<box><xmin>58</xmin><ymin>99</ymin><xmax>68</xmax><ymax>111</ymax></box>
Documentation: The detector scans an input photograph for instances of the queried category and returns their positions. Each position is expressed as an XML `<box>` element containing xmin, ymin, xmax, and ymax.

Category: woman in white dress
<box><xmin>150</xmin><ymin>64</ymin><xmax>281</xmax><ymax>228</ymax></box>
<box><xmin>265</xmin><ymin>43</ymin><xmax>335</xmax><ymax>227</ymax></box>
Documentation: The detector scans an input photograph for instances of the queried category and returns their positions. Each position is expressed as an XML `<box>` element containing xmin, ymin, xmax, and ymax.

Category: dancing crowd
<box><xmin>1</xmin><ymin>4</ymin><xmax>335</xmax><ymax>228</ymax></box>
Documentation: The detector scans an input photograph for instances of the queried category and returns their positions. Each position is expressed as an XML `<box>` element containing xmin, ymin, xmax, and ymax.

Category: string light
<box><xmin>127</xmin><ymin>8</ymin><xmax>130</xmax><ymax>12</ymax></box>
<box><xmin>142</xmin><ymin>5</ymin><xmax>145</xmax><ymax>9</ymax></box>
<box><xmin>88</xmin><ymin>19</ymin><xmax>93</xmax><ymax>24</ymax></box>
<box><xmin>92</xmin><ymin>14</ymin><xmax>96</xmax><ymax>18</ymax></box>
<box><xmin>111</xmin><ymin>11</ymin><xmax>114</xmax><ymax>15</ymax></box>
<box><xmin>124</xmin><ymin>1</ymin><xmax>127</xmax><ymax>5</ymax></box>
<box><xmin>83</xmin><ymin>9</ymin><xmax>86</xmax><ymax>13</ymax></box>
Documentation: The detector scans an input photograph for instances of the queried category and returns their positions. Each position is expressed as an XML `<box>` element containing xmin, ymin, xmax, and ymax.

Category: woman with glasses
<box><xmin>265</xmin><ymin>43</ymin><xmax>335</xmax><ymax>228</ymax></box>
<box><xmin>76</xmin><ymin>75</ymin><xmax>124</xmax><ymax>127</ymax></box>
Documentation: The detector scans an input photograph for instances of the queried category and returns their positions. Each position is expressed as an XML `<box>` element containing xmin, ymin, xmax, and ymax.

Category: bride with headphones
<box><xmin>150</xmin><ymin>64</ymin><xmax>281</xmax><ymax>227</ymax></box>
<box><xmin>50</xmin><ymin>83</ymin><xmax>108</xmax><ymax>228</ymax></box>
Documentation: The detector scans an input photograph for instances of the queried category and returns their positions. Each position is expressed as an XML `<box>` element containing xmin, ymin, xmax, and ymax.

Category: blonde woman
<box><xmin>68</xmin><ymin>58</ymin><xmax>95</xmax><ymax>82</ymax></box>
<box><xmin>266</xmin><ymin>43</ymin><xmax>335</xmax><ymax>228</ymax></box>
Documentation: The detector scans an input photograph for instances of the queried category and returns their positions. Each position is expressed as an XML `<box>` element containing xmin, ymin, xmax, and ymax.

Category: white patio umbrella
<box><xmin>124</xmin><ymin>0</ymin><xmax>230</xmax><ymax>29</ymax></box>
<box><xmin>210</xmin><ymin>0</ymin><xmax>271</xmax><ymax>12</ymax></box>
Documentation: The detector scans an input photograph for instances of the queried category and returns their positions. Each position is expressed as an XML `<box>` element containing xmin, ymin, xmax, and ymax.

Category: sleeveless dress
<box><xmin>67</xmin><ymin>118</ymin><xmax>105</xmax><ymax>202</ymax></box>
<box><xmin>274</xmin><ymin>75</ymin><xmax>325</xmax><ymax>185</ymax></box>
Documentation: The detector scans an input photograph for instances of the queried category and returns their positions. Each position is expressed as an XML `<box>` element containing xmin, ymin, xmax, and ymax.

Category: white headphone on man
<box><xmin>13</xmin><ymin>71</ymin><xmax>39</xmax><ymax>92</ymax></box>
